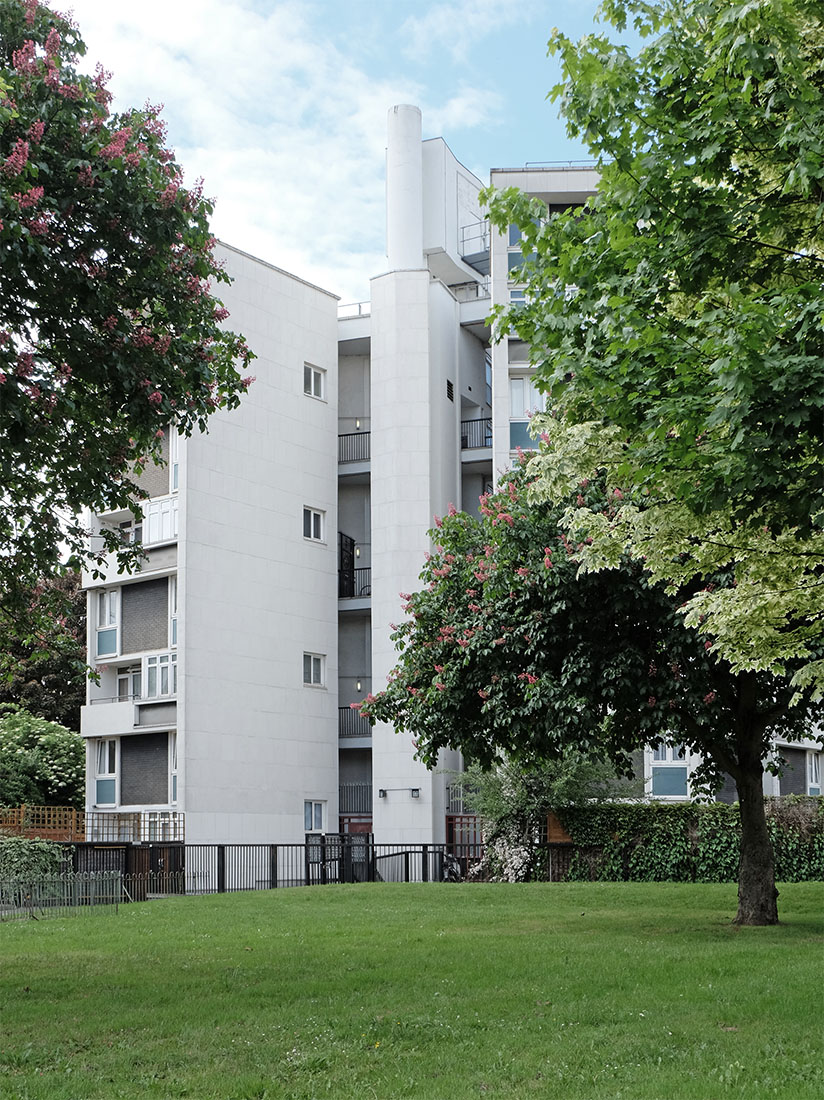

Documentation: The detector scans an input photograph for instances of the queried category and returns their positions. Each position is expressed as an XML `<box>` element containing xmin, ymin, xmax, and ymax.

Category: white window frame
<box><xmin>96</xmin><ymin>589</ymin><xmax>119</xmax><ymax>658</ymax></box>
<box><xmin>808</xmin><ymin>751</ymin><xmax>821</xmax><ymax>796</ymax></box>
<box><xmin>303</xmin><ymin>652</ymin><xmax>325</xmax><ymax>688</ymax></box>
<box><xmin>169</xmin><ymin>428</ymin><xmax>180</xmax><ymax>493</ymax></box>
<box><xmin>169</xmin><ymin>575</ymin><xmax>178</xmax><ymax>649</ymax></box>
<box><xmin>117</xmin><ymin>664</ymin><xmax>142</xmax><ymax>701</ymax></box>
<box><xmin>94</xmin><ymin>738</ymin><xmax>117</xmax><ymax>807</ymax></box>
<box><xmin>142</xmin><ymin>495</ymin><xmax>178</xmax><ymax>546</ymax></box>
<box><xmin>649</xmin><ymin>743</ymin><xmax>689</xmax><ymax>799</ymax></box>
<box><xmin>303</xmin><ymin>363</ymin><xmax>326</xmax><ymax>401</ymax></box>
<box><xmin>144</xmin><ymin>652</ymin><xmax>178</xmax><ymax>699</ymax></box>
<box><xmin>119</xmin><ymin>514</ymin><xmax>143</xmax><ymax>545</ymax></box>
<box><xmin>170</xmin><ymin>731</ymin><xmax>178</xmax><ymax>804</ymax></box>
<box><xmin>304</xmin><ymin>799</ymin><xmax>326</xmax><ymax>832</ymax></box>
<box><xmin>303</xmin><ymin>507</ymin><xmax>325</xmax><ymax>543</ymax></box>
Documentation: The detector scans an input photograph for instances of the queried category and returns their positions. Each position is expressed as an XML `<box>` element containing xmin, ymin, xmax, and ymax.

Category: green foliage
<box><xmin>0</xmin><ymin>703</ymin><xmax>84</xmax><ymax>807</ymax></box>
<box><xmin>0</xmin><ymin>1</ymin><xmax>255</xmax><ymax>656</ymax></box>
<box><xmin>482</xmin><ymin>0</ymin><xmax>824</xmax><ymax>687</ymax></box>
<box><xmin>558</xmin><ymin>798</ymin><xmax>824</xmax><ymax>884</ymax></box>
<box><xmin>0</xmin><ymin>568</ymin><xmax>85</xmax><ymax>728</ymax></box>
<box><xmin>0</xmin><ymin>834</ymin><xmax>66</xmax><ymax>879</ymax></box>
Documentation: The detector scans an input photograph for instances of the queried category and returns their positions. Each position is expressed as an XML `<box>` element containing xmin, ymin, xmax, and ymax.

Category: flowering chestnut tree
<box><xmin>0</xmin><ymin>1</ymin><xmax>254</xmax><ymax>654</ymax></box>
<box><xmin>361</xmin><ymin>458</ymin><xmax>823</xmax><ymax>924</ymax></box>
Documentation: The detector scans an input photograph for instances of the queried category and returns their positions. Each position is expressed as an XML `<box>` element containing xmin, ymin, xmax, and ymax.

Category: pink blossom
<box><xmin>133</xmin><ymin>327</ymin><xmax>154</xmax><ymax>348</ymax></box>
<box><xmin>518</xmin><ymin>672</ymin><xmax>538</xmax><ymax>684</ymax></box>
<box><xmin>2</xmin><ymin>139</ymin><xmax>29</xmax><ymax>177</ymax></box>
<box><xmin>434</xmin><ymin>665</ymin><xmax>444</xmax><ymax>673</ymax></box>
<box><xmin>704</xmin><ymin>641</ymin><xmax>712</xmax><ymax>651</ymax></box>
<box><xmin>435</xmin><ymin>682</ymin><xmax>446</xmax><ymax>691</ymax></box>
<box><xmin>478</xmin><ymin>689</ymin><xmax>488</xmax><ymax>700</ymax></box>
<box><xmin>77</xmin><ymin>165</ymin><xmax>94</xmax><ymax>187</ymax></box>
<box><xmin>147</xmin><ymin>391</ymin><xmax>163</xmax><ymax>406</ymax></box>
<box><xmin>99</xmin><ymin>127</ymin><xmax>132</xmax><ymax>160</ymax></box>
<box><xmin>703</xmin><ymin>692</ymin><xmax>716</xmax><ymax>705</ymax></box>
<box><xmin>28</xmin><ymin>119</ymin><xmax>45</xmax><ymax>143</ymax></box>
<box><xmin>647</xmin><ymin>696</ymin><xmax>657</xmax><ymax>707</ymax></box>
<box><xmin>14</xmin><ymin>185</ymin><xmax>43</xmax><ymax>209</ymax></box>
<box><xmin>58</xmin><ymin>84</ymin><xmax>82</xmax><ymax>101</ymax></box>
<box><xmin>213</xmin><ymin>306</ymin><xmax>230</xmax><ymax>322</ymax></box>
<box><xmin>241</xmin><ymin>375</ymin><xmax>256</xmax><ymax>389</ymax></box>
<box><xmin>44</xmin><ymin>28</ymin><xmax>61</xmax><ymax>55</ymax></box>
<box><xmin>154</xmin><ymin>335</ymin><xmax>171</xmax><ymax>355</ymax></box>
<box><xmin>160</xmin><ymin>179</ymin><xmax>181</xmax><ymax>207</ymax></box>
<box><xmin>613</xmin><ymin>488</ymin><xmax>624</xmax><ymax>500</ymax></box>
<box><xmin>16</xmin><ymin>351</ymin><xmax>34</xmax><ymax>377</ymax></box>
<box><xmin>516</xmin><ymin>567</ymin><xmax>529</xmax><ymax>577</ymax></box>
<box><xmin>12</xmin><ymin>40</ymin><xmax>37</xmax><ymax>73</ymax></box>
<box><xmin>447</xmin><ymin>503</ymin><xmax>457</xmax><ymax>516</ymax></box>
<box><xmin>23</xmin><ymin>0</ymin><xmax>38</xmax><ymax>26</ymax></box>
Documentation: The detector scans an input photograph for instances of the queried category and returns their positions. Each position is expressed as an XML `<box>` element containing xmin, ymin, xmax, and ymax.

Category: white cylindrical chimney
<box><xmin>386</xmin><ymin>104</ymin><xmax>423</xmax><ymax>270</ymax></box>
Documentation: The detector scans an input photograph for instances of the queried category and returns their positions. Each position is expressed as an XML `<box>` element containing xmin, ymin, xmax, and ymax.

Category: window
<box><xmin>143</xmin><ymin>496</ymin><xmax>178</xmax><ymax>545</ymax></box>
<box><xmin>509</xmin><ymin>375</ymin><xmax>546</xmax><ymax>452</ymax></box>
<box><xmin>169</xmin><ymin>575</ymin><xmax>178</xmax><ymax>649</ymax></box>
<box><xmin>650</xmin><ymin>743</ymin><xmax>688</xmax><ymax>797</ymax></box>
<box><xmin>303</xmin><ymin>507</ymin><xmax>325</xmax><ymax>542</ymax></box>
<box><xmin>303</xmin><ymin>363</ymin><xmax>325</xmax><ymax>400</ymax></box>
<box><xmin>119</xmin><ymin>515</ymin><xmax>143</xmax><ymax>545</ymax></box>
<box><xmin>96</xmin><ymin>589</ymin><xmax>118</xmax><ymax>658</ymax></box>
<box><xmin>808</xmin><ymin>752</ymin><xmax>821</xmax><ymax>796</ymax></box>
<box><xmin>303</xmin><ymin>652</ymin><xmax>325</xmax><ymax>687</ymax></box>
<box><xmin>145</xmin><ymin>652</ymin><xmax>177</xmax><ymax>698</ymax></box>
<box><xmin>304</xmin><ymin>800</ymin><xmax>325</xmax><ymax>832</ymax></box>
<box><xmin>117</xmin><ymin>664</ymin><xmax>142</xmax><ymax>701</ymax></box>
<box><xmin>446</xmin><ymin>379</ymin><xmax>454</xmax><ymax>402</ymax></box>
<box><xmin>169</xmin><ymin>428</ymin><xmax>179</xmax><ymax>492</ymax></box>
<box><xmin>170</xmin><ymin>732</ymin><xmax>178</xmax><ymax>804</ymax></box>
<box><xmin>95</xmin><ymin>739</ymin><xmax>117</xmax><ymax>806</ymax></box>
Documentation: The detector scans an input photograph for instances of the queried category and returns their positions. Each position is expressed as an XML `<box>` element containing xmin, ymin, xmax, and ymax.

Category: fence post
<box><xmin>304</xmin><ymin>844</ymin><xmax>310</xmax><ymax>887</ymax></box>
<box><xmin>320</xmin><ymin>835</ymin><xmax>328</xmax><ymax>886</ymax></box>
<box><xmin>269</xmin><ymin>845</ymin><xmax>278</xmax><ymax>888</ymax></box>
<box><xmin>216</xmin><ymin>845</ymin><xmax>226</xmax><ymax>894</ymax></box>
<box><xmin>404</xmin><ymin>851</ymin><xmax>410</xmax><ymax>883</ymax></box>
<box><xmin>422</xmin><ymin>844</ymin><xmax>429</xmax><ymax>883</ymax></box>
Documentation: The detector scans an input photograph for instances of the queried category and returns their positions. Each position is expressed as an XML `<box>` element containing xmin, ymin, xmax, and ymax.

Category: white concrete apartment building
<box><xmin>80</xmin><ymin>105</ymin><xmax>822</xmax><ymax>847</ymax></box>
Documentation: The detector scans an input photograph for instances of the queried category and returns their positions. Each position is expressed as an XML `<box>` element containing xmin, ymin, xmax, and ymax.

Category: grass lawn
<box><xmin>0</xmin><ymin>881</ymin><xmax>822</xmax><ymax>1099</ymax></box>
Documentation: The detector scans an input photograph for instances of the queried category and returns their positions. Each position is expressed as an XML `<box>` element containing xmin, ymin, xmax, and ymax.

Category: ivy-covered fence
<box><xmin>550</xmin><ymin>797</ymin><xmax>824</xmax><ymax>883</ymax></box>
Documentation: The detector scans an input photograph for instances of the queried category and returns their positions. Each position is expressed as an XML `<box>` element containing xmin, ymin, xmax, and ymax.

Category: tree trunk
<box><xmin>735</xmin><ymin>755</ymin><xmax>778</xmax><ymax>925</ymax></box>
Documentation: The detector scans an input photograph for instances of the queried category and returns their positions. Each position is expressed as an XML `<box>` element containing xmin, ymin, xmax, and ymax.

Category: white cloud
<box><xmin>60</xmin><ymin>0</ymin><xmax>499</xmax><ymax>302</ymax></box>
<box><xmin>400</xmin><ymin>0</ymin><xmax>545</xmax><ymax>64</ymax></box>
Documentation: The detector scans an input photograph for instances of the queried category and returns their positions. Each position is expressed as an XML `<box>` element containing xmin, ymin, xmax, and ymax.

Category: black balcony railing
<box><xmin>339</xmin><ymin>707</ymin><xmax>371</xmax><ymax>738</ymax></box>
<box><xmin>339</xmin><ymin>783</ymin><xmax>372</xmax><ymax>814</ymax></box>
<box><xmin>339</xmin><ymin>432</ymin><xmax>370</xmax><ymax>463</ymax></box>
<box><xmin>461</xmin><ymin>417</ymin><xmax>492</xmax><ymax>449</ymax></box>
<box><xmin>339</xmin><ymin>566</ymin><xmax>371</xmax><ymax>598</ymax></box>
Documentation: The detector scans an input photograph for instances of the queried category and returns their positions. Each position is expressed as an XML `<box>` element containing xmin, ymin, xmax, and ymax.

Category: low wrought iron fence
<box><xmin>0</xmin><ymin>872</ymin><xmax>123</xmax><ymax>921</ymax></box>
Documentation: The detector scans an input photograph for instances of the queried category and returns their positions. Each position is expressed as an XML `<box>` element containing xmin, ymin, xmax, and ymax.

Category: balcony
<box><xmin>338</xmin><ymin>431</ymin><xmax>370</xmax><ymax>464</ymax></box>
<box><xmin>461</xmin><ymin>418</ymin><xmax>492</xmax><ymax>450</ymax></box>
<box><xmin>339</xmin><ymin>566</ymin><xmax>371</xmax><ymax>599</ymax></box>
<box><xmin>339</xmin><ymin>707</ymin><xmax>371</xmax><ymax>739</ymax></box>
<box><xmin>85</xmin><ymin>810</ymin><xmax>185</xmax><ymax>843</ymax></box>
<box><xmin>339</xmin><ymin>783</ymin><xmax>372</xmax><ymax>814</ymax></box>
<box><xmin>460</xmin><ymin>218</ymin><xmax>490</xmax><ymax>276</ymax></box>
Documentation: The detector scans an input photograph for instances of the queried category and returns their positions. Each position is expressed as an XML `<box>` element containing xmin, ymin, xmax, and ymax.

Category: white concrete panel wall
<box><xmin>179</xmin><ymin>244</ymin><xmax>339</xmax><ymax>843</ymax></box>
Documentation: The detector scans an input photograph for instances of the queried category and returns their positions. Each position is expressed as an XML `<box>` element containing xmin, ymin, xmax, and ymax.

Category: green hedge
<box><xmin>554</xmin><ymin>797</ymin><xmax>824</xmax><ymax>883</ymax></box>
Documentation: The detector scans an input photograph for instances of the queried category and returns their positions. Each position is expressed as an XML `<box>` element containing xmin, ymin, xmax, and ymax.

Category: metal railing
<box><xmin>338</xmin><ymin>301</ymin><xmax>371</xmax><ymax>319</ymax></box>
<box><xmin>338</xmin><ymin>431</ymin><xmax>371</xmax><ymax>463</ymax></box>
<box><xmin>338</xmin><ymin>566</ymin><xmax>371</xmax><ymax>598</ymax></box>
<box><xmin>339</xmin><ymin>707</ymin><xmax>371</xmax><ymax>738</ymax></box>
<box><xmin>84</xmin><ymin>811</ymin><xmax>185</xmax><ymax>843</ymax></box>
<box><xmin>339</xmin><ymin>783</ymin><xmax>372</xmax><ymax>814</ymax></box>
<box><xmin>452</xmin><ymin>279</ymin><xmax>490</xmax><ymax>303</ymax></box>
<box><xmin>460</xmin><ymin>417</ymin><xmax>492</xmax><ymax>449</ymax></box>
<box><xmin>460</xmin><ymin>218</ymin><xmax>490</xmax><ymax>257</ymax></box>
<box><xmin>0</xmin><ymin>872</ymin><xmax>122</xmax><ymax>921</ymax></box>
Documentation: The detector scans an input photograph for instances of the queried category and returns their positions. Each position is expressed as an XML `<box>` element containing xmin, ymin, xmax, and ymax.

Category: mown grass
<box><xmin>0</xmin><ymin>882</ymin><xmax>822</xmax><ymax>1099</ymax></box>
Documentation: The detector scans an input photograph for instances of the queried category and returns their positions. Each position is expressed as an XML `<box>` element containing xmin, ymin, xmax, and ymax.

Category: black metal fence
<box><xmin>0</xmin><ymin>872</ymin><xmax>123</xmax><ymax>921</ymax></box>
<box><xmin>338</xmin><ymin>707</ymin><xmax>371</xmax><ymax>738</ymax></box>
<box><xmin>460</xmin><ymin>417</ymin><xmax>492</xmax><ymax>449</ymax></box>
<box><xmin>338</xmin><ymin>432</ymin><xmax>370</xmax><ymax>463</ymax></box>
<box><xmin>338</xmin><ymin>566</ymin><xmax>371</xmax><ymax>598</ymax></box>
<box><xmin>54</xmin><ymin>838</ymin><xmax>581</xmax><ymax>903</ymax></box>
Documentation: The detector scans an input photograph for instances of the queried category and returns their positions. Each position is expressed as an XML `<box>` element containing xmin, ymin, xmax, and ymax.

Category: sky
<box><xmin>64</xmin><ymin>0</ymin><xmax>619</xmax><ymax>303</ymax></box>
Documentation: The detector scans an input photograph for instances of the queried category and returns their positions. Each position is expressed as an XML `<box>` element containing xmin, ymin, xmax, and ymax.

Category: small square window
<box><xmin>303</xmin><ymin>652</ymin><xmax>325</xmax><ymax>687</ymax></box>
<box><xmin>303</xmin><ymin>364</ymin><xmax>325</xmax><ymax>400</ymax></box>
<box><xmin>303</xmin><ymin>507</ymin><xmax>324</xmax><ymax>542</ymax></box>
